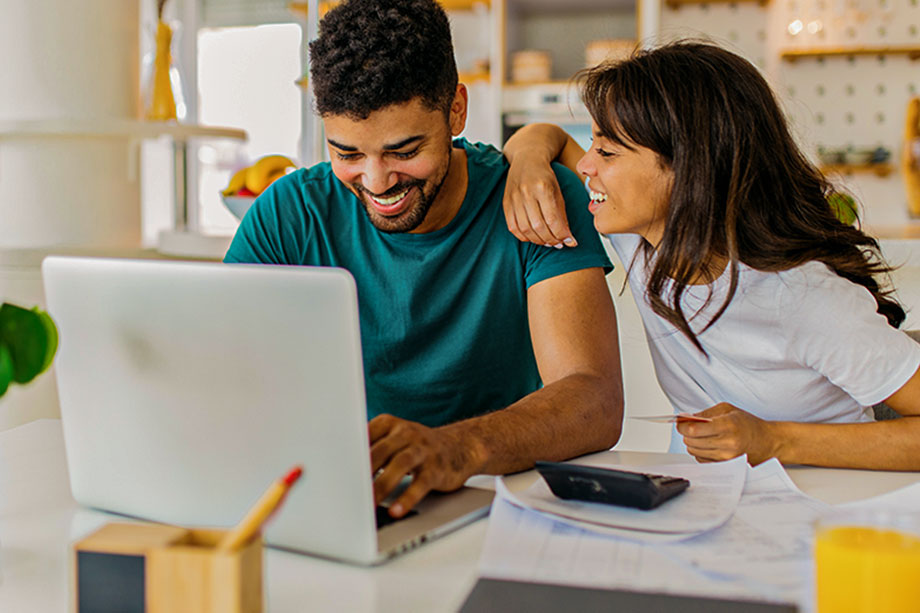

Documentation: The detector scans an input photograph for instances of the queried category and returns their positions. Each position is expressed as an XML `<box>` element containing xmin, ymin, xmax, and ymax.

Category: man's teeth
<box><xmin>372</xmin><ymin>188</ymin><xmax>409</xmax><ymax>206</ymax></box>
<box><xmin>590</xmin><ymin>190</ymin><xmax>607</xmax><ymax>203</ymax></box>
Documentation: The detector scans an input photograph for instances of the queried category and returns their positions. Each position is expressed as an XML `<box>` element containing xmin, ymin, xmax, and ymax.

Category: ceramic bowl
<box><xmin>221</xmin><ymin>195</ymin><xmax>257</xmax><ymax>221</ymax></box>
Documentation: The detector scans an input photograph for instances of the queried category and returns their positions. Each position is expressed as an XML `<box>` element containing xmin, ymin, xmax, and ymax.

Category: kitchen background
<box><xmin>1</xmin><ymin>0</ymin><xmax>919</xmax><ymax>449</ymax></box>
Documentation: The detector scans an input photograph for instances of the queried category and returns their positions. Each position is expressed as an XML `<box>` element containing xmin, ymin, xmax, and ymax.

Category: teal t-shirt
<box><xmin>225</xmin><ymin>138</ymin><xmax>612</xmax><ymax>427</ymax></box>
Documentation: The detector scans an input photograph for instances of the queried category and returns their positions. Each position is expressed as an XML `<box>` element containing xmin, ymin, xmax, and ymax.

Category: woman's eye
<box><xmin>596</xmin><ymin>148</ymin><xmax>616</xmax><ymax>158</ymax></box>
<box><xmin>335</xmin><ymin>152</ymin><xmax>359</xmax><ymax>161</ymax></box>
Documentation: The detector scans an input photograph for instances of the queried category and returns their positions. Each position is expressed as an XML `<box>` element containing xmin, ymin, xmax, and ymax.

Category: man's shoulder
<box><xmin>257</xmin><ymin>162</ymin><xmax>346</xmax><ymax>213</ymax></box>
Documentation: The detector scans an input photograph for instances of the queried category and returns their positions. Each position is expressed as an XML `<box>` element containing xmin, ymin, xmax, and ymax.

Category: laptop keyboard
<box><xmin>376</xmin><ymin>505</ymin><xmax>418</xmax><ymax>529</ymax></box>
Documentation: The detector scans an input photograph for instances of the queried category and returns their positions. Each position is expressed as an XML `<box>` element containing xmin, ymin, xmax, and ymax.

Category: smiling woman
<box><xmin>502</xmin><ymin>41</ymin><xmax>920</xmax><ymax>472</ymax></box>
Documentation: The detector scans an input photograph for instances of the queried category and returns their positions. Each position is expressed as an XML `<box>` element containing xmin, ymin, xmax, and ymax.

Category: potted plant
<box><xmin>0</xmin><ymin>303</ymin><xmax>58</xmax><ymax>398</ymax></box>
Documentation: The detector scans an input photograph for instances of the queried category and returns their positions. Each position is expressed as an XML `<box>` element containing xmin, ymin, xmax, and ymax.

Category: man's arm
<box><xmin>370</xmin><ymin>266</ymin><xmax>623</xmax><ymax>516</ymax></box>
<box><xmin>503</xmin><ymin>123</ymin><xmax>587</xmax><ymax>248</ymax></box>
<box><xmin>677</xmin><ymin>366</ymin><xmax>920</xmax><ymax>469</ymax></box>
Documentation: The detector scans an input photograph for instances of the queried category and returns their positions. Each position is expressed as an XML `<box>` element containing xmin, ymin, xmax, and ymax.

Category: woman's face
<box><xmin>576</xmin><ymin>123</ymin><xmax>673</xmax><ymax>246</ymax></box>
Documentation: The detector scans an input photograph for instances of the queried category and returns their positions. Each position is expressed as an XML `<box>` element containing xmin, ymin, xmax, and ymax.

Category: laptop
<box><xmin>41</xmin><ymin>256</ymin><xmax>493</xmax><ymax>565</ymax></box>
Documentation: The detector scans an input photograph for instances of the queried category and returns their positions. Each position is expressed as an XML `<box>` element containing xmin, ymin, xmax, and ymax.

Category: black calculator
<box><xmin>535</xmin><ymin>461</ymin><xmax>690</xmax><ymax>511</ymax></box>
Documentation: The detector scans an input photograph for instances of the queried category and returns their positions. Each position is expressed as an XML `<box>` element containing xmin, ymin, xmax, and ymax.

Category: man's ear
<box><xmin>449</xmin><ymin>84</ymin><xmax>469</xmax><ymax>137</ymax></box>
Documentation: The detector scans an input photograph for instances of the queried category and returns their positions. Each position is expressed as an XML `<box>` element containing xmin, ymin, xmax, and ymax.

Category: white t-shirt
<box><xmin>608</xmin><ymin>234</ymin><xmax>920</xmax><ymax>453</ymax></box>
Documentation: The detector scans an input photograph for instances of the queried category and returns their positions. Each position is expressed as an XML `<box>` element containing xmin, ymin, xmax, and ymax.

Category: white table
<box><xmin>2</xmin><ymin>420</ymin><xmax>919</xmax><ymax>612</ymax></box>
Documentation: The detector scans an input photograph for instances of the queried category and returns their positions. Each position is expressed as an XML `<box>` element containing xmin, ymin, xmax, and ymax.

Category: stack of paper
<box><xmin>503</xmin><ymin>456</ymin><xmax>747</xmax><ymax>541</ymax></box>
<box><xmin>480</xmin><ymin>456</ymin><xmax>830</xmax><ymax>609</ymax></box>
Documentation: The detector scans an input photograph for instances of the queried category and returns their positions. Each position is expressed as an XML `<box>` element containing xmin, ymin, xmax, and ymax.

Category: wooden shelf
<box><xmin>458</xmin><ymin>71</ymin><xmax>492</xmax><ymax>84</ymax></box>
<box><xmin>781</xmin><ymin>46</ymin><xmax>920</xmax><ymax>61</ymax></box>
<box><xmin>0</xmin><ymin>120</ymin><xmax>246</xmax><ymax>142</ymax></box>
<box><xmin>289</xmin><ymin>0</ymin><xmax>488</xmax><ymax>16</ymax></box>
<box><xmin>666</xmin><ymin>0</ymin><xmax>766</xmax><ymax>8</ymax></box>
<box><xmin>820</xmin><ymin>163</ymin><xmax>894</xmax><ymax>177</ymax></box>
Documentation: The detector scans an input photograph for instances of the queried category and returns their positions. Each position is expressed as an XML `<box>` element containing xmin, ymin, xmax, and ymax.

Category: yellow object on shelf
<box><xmin>815</xmin><ymin>524</ymin><xmax>920</xmax><ymax>612</ymax></box>
<box><xmin>147</xmin><ymin>21</ymin><xmax>177</xmax><ymax>121</ymax></box>
<box><xmin>903</xmin><ymin>97</ymin><xmax>920</xmax><ymax>218</ymax></box>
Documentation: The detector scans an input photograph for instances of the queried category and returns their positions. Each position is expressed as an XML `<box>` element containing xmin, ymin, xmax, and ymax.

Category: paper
<box><xmin>480</xmin><ymin>458</ymin><xmax>828</xmax><ymax>608</ymax></box>
<box><xmin>631</xmin><ymin>413</ymin><xmax>713</xmax><ymax>423</ymax></box>
<box><xmin>502</xmin><ymin>456</ymin><xmax>746</xmax><ymax>538</ymax></box>
<box><xmin>480</xmin><ymin>476</ymin><xmax>793</xmax><ymax>604</ymax></box>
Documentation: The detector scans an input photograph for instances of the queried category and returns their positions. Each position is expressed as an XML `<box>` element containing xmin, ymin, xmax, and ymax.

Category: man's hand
<box><xmin>677</xmin><ymin>403</ymin><xmax>781</xmax><ymax>465</ymax></box>
<box><xmin>369</xmin><ymin>414</ymin><xmax>480</xmax><ymax>518</ymax></box>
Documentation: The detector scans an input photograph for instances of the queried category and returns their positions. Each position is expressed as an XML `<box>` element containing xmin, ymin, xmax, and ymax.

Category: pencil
<box><xmin>217</xmin><ymin>465</ymin><xmax>304</xmax><ymax>552</ymax></box>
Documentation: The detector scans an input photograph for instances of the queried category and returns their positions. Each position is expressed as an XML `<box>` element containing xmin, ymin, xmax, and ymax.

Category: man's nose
<box><xmin>362</xmin><ymin>159</ymin><xmax>397</xmax><ymax>195</ymax></box>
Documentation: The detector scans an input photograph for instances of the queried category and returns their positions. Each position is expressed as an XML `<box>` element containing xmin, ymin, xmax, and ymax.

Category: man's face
<box><xmin>324</xmin><ymin>96</ymin><xmax>462</xmax><ymax>234</ymax></box>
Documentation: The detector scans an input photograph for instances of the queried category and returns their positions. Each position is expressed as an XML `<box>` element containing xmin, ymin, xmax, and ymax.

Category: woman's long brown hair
<box><xmin>579</xmin><ymin>41</ymin><xmax>905</xmax><ymax>353</ymax></box>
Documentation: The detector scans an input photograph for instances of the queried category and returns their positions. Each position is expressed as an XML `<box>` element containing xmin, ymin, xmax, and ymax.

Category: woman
<box><xmin>503</xmin><ymin>41</ymin><xmax>920</xmax><ymax>469</ymax></box>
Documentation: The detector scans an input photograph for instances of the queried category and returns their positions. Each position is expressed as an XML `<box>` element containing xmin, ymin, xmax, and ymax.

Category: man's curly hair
<box><xmin>308</xmin><ymin>0</ymin><xmax>458</xmax><ymax>120</ymax></box>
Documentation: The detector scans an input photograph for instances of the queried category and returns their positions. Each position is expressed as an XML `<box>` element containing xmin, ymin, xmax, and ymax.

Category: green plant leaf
<box><xmin>0</xmin><ymin>344</ymin><xmax>12</xmax><ymax>397</ymax></box>
<box><xmin>0</xmin><ymin>303</ymin><xmax>48</xmax><ymax>384</ymax></box>
<box><xmin>33</xmin><ymin>307</ymin><xmax>58</xmax><ymax>373</ymax></box>
<box><xmin>828</xmin><ymin>193</ymin><xmax>857</xmax><ymax>226</ymax></box>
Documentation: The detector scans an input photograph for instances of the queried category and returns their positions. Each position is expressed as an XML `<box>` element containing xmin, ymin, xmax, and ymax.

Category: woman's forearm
<box><xmin>771</xmin><ymin>417</ymin><xmax>920</xmax><ymax>470</ymax></box>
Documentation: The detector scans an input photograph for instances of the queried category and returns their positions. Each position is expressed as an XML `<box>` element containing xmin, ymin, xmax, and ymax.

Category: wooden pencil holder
<box><xmin>73</xmin><ymin>522</ymin><xmax>263</xmax><ymax>613</ymax></box>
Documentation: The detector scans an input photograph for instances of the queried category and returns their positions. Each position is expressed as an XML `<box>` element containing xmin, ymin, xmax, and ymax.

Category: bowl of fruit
<box><xmin>221</xmin><ymin>154</ymin><xmax>297</xmax><ymax>221</ymax></box>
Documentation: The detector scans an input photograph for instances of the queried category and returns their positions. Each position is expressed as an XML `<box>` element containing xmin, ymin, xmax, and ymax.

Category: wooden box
<box><xmin>73</xmin><ymin>522</ymin><xmax>263</xmax><ymax>613</ymax></box>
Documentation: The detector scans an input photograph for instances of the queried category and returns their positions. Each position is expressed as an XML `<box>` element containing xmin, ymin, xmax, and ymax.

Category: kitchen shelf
<box><xmin>819</xmin><ymin>163</ymin><xmax>895</xmax><ymax>177</ymax></box>
<box><xmin>666</xmin><ymin>0</ymin><xmax>767</xmax><ymax>8</ymax></box>
<box><xmin>459</xmin><ymin>70</ymin><xmax>492</xmax><ymax>84</ymax></box>
<box><xmin>0</xmin><ymin>119</ymin><xmax>246</xmax><ymax>142</ymax></box>
<box><xmin>289</xmin><ymin>0</ymin><xmax>489</xmax><ymax>16</ymax></box>
<box><xmin>780</xmin><ymin>46</ymin><xmax>920</xmax><ymax>62</ymax></box>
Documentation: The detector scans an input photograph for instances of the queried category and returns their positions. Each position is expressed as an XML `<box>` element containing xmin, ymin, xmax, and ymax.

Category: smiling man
<box><xmin>225</xmin><ymin>0</ymin><xmax>623</xmax><ymax>517</ymax></box>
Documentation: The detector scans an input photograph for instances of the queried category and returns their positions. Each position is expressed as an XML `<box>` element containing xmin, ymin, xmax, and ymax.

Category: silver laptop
<box><xmin>42</xmin><ymin>256</ymin><xmax>492</xmax><ymax>565</ymax></box>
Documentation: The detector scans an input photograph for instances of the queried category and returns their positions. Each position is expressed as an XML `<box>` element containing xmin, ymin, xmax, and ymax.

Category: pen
<box><xmin>217</xmin><ymin>465</ymin><xmax>304</xmax><ymax>552</ymax></box>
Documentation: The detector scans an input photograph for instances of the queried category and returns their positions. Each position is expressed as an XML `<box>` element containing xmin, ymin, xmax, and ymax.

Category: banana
<box><xmin>222</xmin><ymin>167</ymin><xmax>248</xmax><ymax>196</ymax></box>
<box><xmin>245</xmin><ymin>155</ymin><xmax>296</xmax><ymax>194</ymax></box>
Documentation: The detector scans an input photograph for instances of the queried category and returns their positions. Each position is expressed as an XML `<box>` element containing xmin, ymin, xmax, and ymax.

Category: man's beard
<box><xmin>354</xmin><ymin>179</ymin><xmax>432</xmax><ymax>233</ymax></box>
<box><xmin>353</xmin><ymin>149</ymin><xmax>452</xmax><ymax>234</ymax></box>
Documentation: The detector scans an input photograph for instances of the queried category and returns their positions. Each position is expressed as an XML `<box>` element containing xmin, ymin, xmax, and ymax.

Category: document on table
<box><xmin>501</xmin><ymin>455</ymin><xmax>746</xmax><ymax>539</ymax></box>
<box><xmin>479</xmin><ymin>457</ymin><xmax>829</xmax><ymax>608</ymax></box>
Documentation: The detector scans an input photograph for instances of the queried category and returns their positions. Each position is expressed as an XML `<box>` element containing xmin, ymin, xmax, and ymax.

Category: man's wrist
<box><xmin>440</xmin><ymin>421</ymin><xmax>490</xmax><ymax>478</ymax></box>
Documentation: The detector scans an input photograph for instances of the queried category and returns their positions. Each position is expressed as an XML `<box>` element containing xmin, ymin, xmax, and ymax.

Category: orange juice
<box><xmin>815</xmin><ymin>525</ymin><xmax>920</xmax><ymax>612</ymax></box>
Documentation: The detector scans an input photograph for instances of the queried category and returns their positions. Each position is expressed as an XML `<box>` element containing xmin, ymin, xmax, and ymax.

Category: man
<box><xmin>225</xmin><ymin>0</ymin><xmax>623</xmax><ymax>517</ymax></box>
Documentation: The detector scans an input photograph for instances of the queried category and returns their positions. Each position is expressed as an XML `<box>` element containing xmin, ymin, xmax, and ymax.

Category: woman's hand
<box><xmin>502</xmin><ymin>123</ymin><xmax>585</xmax><ymax>248</ymax></box>
<box><xmin>503</xmin><ymin>149</ymin><xmax>574</xmax><ymax>248</ymax></box>
<box><xmin>677</xmin><ymin>403</ymin><xmax>781</xmax><ymax>465</ymax></box>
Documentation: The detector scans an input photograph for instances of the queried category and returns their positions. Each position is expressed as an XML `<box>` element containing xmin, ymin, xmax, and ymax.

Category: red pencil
<box><xmin>217</xmin><ymin>466</ymin><xmax>304</xmax><ymax>552</ymax></box>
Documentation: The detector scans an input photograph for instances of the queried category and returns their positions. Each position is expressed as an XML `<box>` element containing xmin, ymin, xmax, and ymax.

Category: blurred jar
<box><xmin>510</xmin><ymin>50</ymin><xmax>552</xmax><ymax>84</ymax></box>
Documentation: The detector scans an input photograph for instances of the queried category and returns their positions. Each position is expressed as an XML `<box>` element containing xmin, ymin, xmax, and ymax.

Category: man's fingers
<box><xmin>370</xmin><ymin>421</ymin><xmax>412</xmax><ymax>472</ymax></box>
<box><xmin>389</xmin><ymin>473</ymin><xmax>434</xmax><ymax>518</ymax></box>
<box><xmin>373</xmin><ymin>446</ymin><xmax>424</xmax><ymax>504</ymax></box>
<box><xmin>368</xmin><ymin>414</ymin><xmax>396</xmax><ymax>443</ymax></box>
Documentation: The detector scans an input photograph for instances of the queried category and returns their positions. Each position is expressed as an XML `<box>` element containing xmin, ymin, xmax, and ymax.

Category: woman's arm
<box><xmin>503</xmin><ymin>123</ymin><xmax>587</xmax><ymax>248</ymax></box>
<box><xmin>677</xmin><ymin>366</ymin><xmax>920</xmax><ymax>469</ymax></box>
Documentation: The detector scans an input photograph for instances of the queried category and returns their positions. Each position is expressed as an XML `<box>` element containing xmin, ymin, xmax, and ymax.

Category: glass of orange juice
<box><xmin>814</xmin><ymin>510</ymin><xmax>920</xmax><ymax>612</ymax></box>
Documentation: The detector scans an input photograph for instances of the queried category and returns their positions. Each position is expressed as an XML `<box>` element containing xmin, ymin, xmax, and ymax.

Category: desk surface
<box><xmin>2</xmin><ymin>420</ymin><xmax>919</xmax><ymax>612</ymax></box>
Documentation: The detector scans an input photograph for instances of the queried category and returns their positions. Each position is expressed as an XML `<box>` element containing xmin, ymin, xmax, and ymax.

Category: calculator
<box><xmin>535</xmin><ymin>461</ymin><xmax>690</xmax><ymax>510</ymax></box>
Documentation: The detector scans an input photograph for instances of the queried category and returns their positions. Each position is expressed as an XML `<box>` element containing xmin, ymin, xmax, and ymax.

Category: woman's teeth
<box><xmin>590</xmin><ymin>190</ymin><xmax>607</xmax><ymax>204</ymax></box>
<box><xmin>372</xmin><ymin>188</ymin><xmax>409</xmax><ymax>206</ymax></box>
